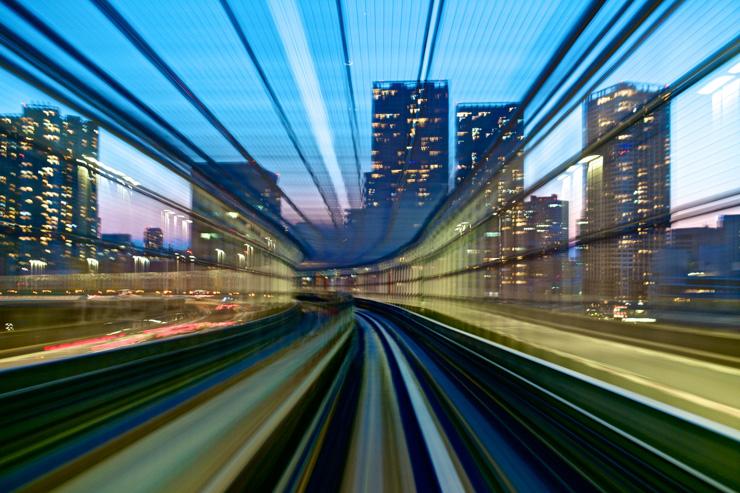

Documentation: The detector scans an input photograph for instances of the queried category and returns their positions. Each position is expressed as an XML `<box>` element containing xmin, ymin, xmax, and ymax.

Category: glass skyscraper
<box><xmin>581</xmin><ymin>83</ymin><xmax>670</xmax><ymax>304</ymax></box>
<box><xmin>360</xmin><ymin>81</ymin><xmax>449</xmax><ymax>251</ymax></box>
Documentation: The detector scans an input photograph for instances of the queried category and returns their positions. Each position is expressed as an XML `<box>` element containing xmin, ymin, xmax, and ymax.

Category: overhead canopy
<box><xmin>1</xmin><ymin>0</ymin><xmax>681</xmax><ymax>265</ymax></box>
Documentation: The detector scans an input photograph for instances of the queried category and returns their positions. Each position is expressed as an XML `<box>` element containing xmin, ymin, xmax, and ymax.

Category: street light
<box><xmin>133</xmin><ymin>255</ymin><xmax>150</xmax><ymax>273</ymax></box>
<box><xmin>29</xmin><ymin>259</ymin><xmax>47</xmax><ymax>275</ymax></box>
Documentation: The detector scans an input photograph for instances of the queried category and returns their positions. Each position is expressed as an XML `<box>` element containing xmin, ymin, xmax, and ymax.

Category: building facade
<box><xmin>456</xmin><ymin>104</ymin><xmax>527</xmax><ymax>298</ymax></box>
<box><xmin>191</xmin><ymin>159</ymin><xmax>282</xmax><ymax>267</ymax></box>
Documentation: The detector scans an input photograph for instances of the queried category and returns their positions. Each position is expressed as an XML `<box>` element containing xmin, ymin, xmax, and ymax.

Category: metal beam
<box><xmin>90</xmin><ymin>0</ymin><xmax>324</xmax><ymax>232</ymax></box>
<box><xmin>220</xmin><ymin>0</ymin><xmax>345</xmax><ymax>228</ymax></box>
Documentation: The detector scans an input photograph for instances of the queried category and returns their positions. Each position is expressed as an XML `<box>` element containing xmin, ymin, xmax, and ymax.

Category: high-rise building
<box><xmin>65</xmin><ymin>115</ymin><xmax>100</xmax><ymax>254</ymax></box>
<box><xmin>144</xmin><ymin>227</ymin><xmax>164</xmax><ymax>250</ymax></box>
<box><xmin>666</xmin><ymin>227</ymin><xmax>724</xmax><ymax>272</ymax></box>
<box><xmin>0</xmin><ymin>116</ymin><xmax>19</xmax><ymax>275</ymax></box>
<box><xmin>0</xmin><ymin>105</ymin><xmax>99</xmax><ymax>274</ymax></box>
<box><xmin>362</xmin><ymin>81</ymin><xmax>448</xmax><ymax>242</ymax></box>
<box><xmin>581</xmin><ymin>83</ymin><xmax>670</xmax><ymax>303</ymax></box>
<box><xmin>522</xmin><ymin>195</ymin><xmax>569</xmax><ymax>248</ymax></box>
<box><xmin>455</xmin><ymin>103</ymin><xmax>521</xmax><ymax>186</ymax></box>
<box><xmin>519</xmin><ymin>194</ymin><xmax>569</xmax><ymax>298</ymax></box>
<box><xmin>193</xmin><ymin>160</ymin><xmax>281</xmax><ymax>218</ymax></box>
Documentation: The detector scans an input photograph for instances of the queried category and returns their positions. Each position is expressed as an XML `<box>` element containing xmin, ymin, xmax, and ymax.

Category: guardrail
<box><xmin>0</xmin><ymin>304</ymin><xmax>300</xmax><ymax>392</ymax></box>
<box><xmin>377</xmin><ymin>295</ymin><xmax>740</xmax><ymax>367</ymax></box>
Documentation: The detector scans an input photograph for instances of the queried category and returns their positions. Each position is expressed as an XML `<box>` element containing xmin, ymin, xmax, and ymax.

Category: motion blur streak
<box><xmin>340</xmin><ymin>315</ymin><xmax>415</xmax><ymax>492</ymax></box>
<box><xmin>1</xmin><ymin>297</ymin><xmax>737</xmax><ymax>492</ymax></box>
<box><xmin>0</xmin><ymin>0</ymin><xmax>738</xmax><ymax>490</ymax></box>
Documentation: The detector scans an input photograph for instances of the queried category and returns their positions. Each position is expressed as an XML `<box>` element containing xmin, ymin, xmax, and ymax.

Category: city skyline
<box><xmin>2</xmin><ymin>65</ymin><xmax>736</xmax><ymax>239</ymax></box>
<box><xmin>0</xmin><ymin>0</ymin><xmax>737</xmax><ymax>237</ymax></box>
<box><xmin>1</xmin><ymin>69</ymin><xmax>736</xmax><ymax>275</ymax></box>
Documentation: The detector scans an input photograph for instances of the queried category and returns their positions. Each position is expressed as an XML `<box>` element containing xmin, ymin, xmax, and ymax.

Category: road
<box><xmin>0</xmin><ymin>295</ymin><xmax>288</xmax><ymax>368</ymax></box>
<box><xmin>0</xmin><ymin>299</ymin><xmax>736</xmax><ymax>492</ymax></box>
